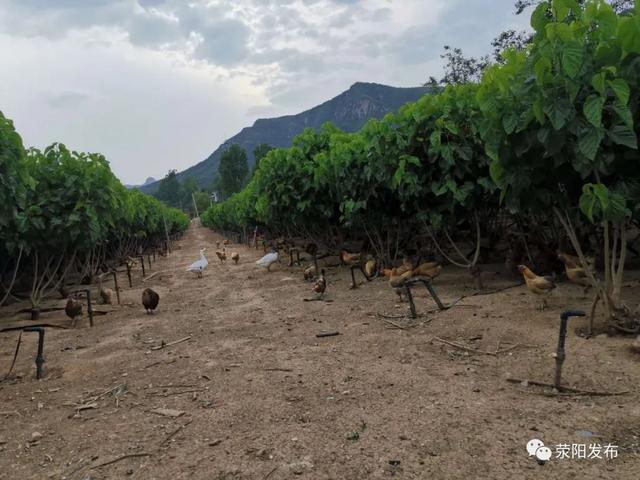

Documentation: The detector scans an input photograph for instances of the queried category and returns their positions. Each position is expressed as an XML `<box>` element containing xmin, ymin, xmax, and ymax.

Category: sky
<box><xmin>0</xmin><ymin>0</ymin><xmax>531</xmax><ymax>185</ymax></box>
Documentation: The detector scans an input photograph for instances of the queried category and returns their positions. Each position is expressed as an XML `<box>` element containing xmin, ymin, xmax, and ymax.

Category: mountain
<box><xmin>140</xmin><ymin>82</ymin><xmax>433</xmax><ymax>194</ymax></box>
<box><xmin>126</xmin><ymin>176</ymin><xmax>157</xmax><ymax>189</ymax></box>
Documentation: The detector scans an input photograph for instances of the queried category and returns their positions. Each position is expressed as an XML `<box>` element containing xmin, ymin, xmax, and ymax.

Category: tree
<box><xmin>514</xmin><ymin>0</ymin><xmax>634</xmax><ymax>14</ymax></box>
<box><xmin>180</xmin><ymin>176</ymin><xmax>198</xmax><ymax>215</ymax></box>
<box><xmin>491</xmin><ymin>30</ymin><xmax>533</xmax><ymax>62</ymax></box>
<box><xmin>0</xmin><ymin>111</ymin><xmax>191</xmax><ymax>312</ymax></box>
<box><xmin>252</xmin><ymin>143</ymin><xmax>274</xmax><ymax>175</ymax></box>
<box><xmin>480</xmin><ymin>0</ymin><xmax>640</xmax><ymax>331</ymax></box>
<box><xmin>217</xmin><ymin>144</ymin><xmax>249</xmax><ymax>200</ymax></box>
<box><xmin>192</xmin><ymin>191</ymin><xmax>212</xmax><ymax>217</ymax></box>
<box><xmin>429</xmin><ymin>0</ymin><xmax>633</xmax><ymax>86</ymax></box>
<box><xmin>432</xmin><ymin>32</ymin><xmax>531</xmax><ymax>86</ymax></box>
<box><xmin>439</xmin><ymin>46</ymin><xmax>490</xmax><ymax>85</ymax></box>
<box><xmin>156</xmin><ymin>170</ymin><xmax>181</xmax><ymax>207</ymax></box>
<box><xmin>181</xmin><ymin>176</ymin><xmax>199</xmax><ymax>197</ymax></box>
<box><xmin>0</xmin><ymin>111</ymin><xmax>31</xmax><ymax>305</ymax></box>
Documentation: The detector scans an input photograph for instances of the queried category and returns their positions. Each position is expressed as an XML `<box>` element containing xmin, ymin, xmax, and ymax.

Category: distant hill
<box><xmin>126</xmin><ymin>176</ymin><xmax>156</xmax><ymax>189</ymax></box>
<box><xmin>140</xmin><ymin>82</ymin><xmax>433</xmax><ymax>194</ymax></box>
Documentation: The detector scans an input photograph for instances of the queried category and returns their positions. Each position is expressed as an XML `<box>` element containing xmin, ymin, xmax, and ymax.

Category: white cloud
<box><xmin>0</xmin><ymin>0</ymin><xmax>531</xmax><ymax>184</ymax></box>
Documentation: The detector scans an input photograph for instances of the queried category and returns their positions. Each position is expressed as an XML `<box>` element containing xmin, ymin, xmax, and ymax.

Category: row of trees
<box><xmin>154</xmin><ymin>143</ymin><xmax>274</xmax><ymax>213</ymax></box>
<box><xmin>155</xmin><ymin>170</ymin><xmax>211</xmax><ymax>216</ymax></box>
<box><xmin>0</xmin><ymin>112</ymin><xmax>190</xmax><ymax>311</ymax></box>
<box><xmin>213</xmin><ymin>143</ymin><xmax>274</xmax><ymax>200</ymax></box>
<box><xmin>202</xmin><ymin>0</ymin><xmax>640</xmax><ymax>327</ymax></box>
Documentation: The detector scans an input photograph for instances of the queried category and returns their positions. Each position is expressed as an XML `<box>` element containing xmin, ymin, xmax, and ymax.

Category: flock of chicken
<box><xmin>179</xmin><ymin>236</ymin><xmax>592</xmax><ymax>308</ymax></box>
<box><xmin>518</xmin><ymin>252</ymin><xmax>592</xmax><ymax>309</ymax></box>
<box><xmin>249</xmin><ymin>240</ymin><xmax>594</xmax><ymax>309</ymax></box>
<box><xmin>61</xmin><ymin>235</ymin><xmax>594</xmax><ymax>327</ymax></box>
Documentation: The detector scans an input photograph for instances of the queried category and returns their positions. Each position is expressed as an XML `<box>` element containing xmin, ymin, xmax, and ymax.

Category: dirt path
<box><xmin>1</xmin><ymin>221</ymin><xmax>639</xmax><ymax>479</ymax></box>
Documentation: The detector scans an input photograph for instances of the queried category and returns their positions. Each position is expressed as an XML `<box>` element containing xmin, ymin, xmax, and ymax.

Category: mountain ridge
<box><xmin>140</xmin><ymin>82</ymin><xmax>432</xmax><ymax>194</ymax></box>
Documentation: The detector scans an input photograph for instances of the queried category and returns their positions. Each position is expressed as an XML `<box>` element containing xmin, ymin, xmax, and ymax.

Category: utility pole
<box><xmin>161</xmin><ymin>210</ymin><xmax>171</xmax><ymax>254</ymax></box>
<box><xmin>192</xmin><ymin>193</ymin><xmax>200</xmax><ymax>218</ymax></box>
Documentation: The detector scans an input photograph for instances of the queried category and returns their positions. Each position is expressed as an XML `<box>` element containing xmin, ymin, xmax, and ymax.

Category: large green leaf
<box><xmin>562</xmin><ymin>41</ymin><xmax>585</xmax><ymax>78</ymax></box>
<box><xmin>502</xmin><ymin>113</ymin><xmax>518</xmax><ymax>134</ymax></box>
<box><xmin>612</xmin><ymin>102</ymin><xmax>634</xmax><ymax>128</ymax></box>
<box><xmin>594</xmin><ymin>41</ymin><xmax>622</xmax><ymax>65</ymax></box>
<box><xmin>618</xmin><ymin>16</ymin><xmax>640</xmax><ymax>54</ymax></box>
<box><xmin>595</xmin><ymin>3</ymin><xmax>618</xmax><ymax>36</ymax></box>
<box><xmin>531</xmin><ymin>2</ymin><xmax>551</xmax><ymax>32</ymax></box>
<box><xmin>607</xmin><ymin>125</ymin><xmax>638</xmax><ymax>149</ymax></box>
<box><xmin>532</xmin><ymin>96</ymin><xmax>546</xmax><ymax>123</ymax></box>
<box><xmin>489</xmin><ymin>159</ymin><xmax>504</xmax><ymax>186</ymax></box>
<box><xmin>552</xmin><ymin>0</ymin><xmax>579</xmax><ymax>20</ymax></box>
<box><xmin>544</xmin><ymin>99</ymin><xmax>573</xmax><ymax>130</ymax></box>
<box><xmin>608</xmin><ymin>78</ymin><xmax>630</xmax><ymax>105</ymax></box>
<box><xmin>577</xmin><ymin>126</ymin><xmax>603</xmax><ymax>160</ymax></box>
<box><xmin>583</xmin><ymin>94</ymin><xmax>605</xmax><ymax>127</ymax></box>
<box><xmin>591</xmin><ymin>72</ymin><xmax>606</xmax><ymax>95</ymax></box>
<box><xmin>535</xmin><ymin>58</ymin><xmax>552</xmax><ymax>86</ymax></box>
<box><xmin>579</xmin><ymin>183</ymin><xmax>609</xmax><ymax>222</ymax></box>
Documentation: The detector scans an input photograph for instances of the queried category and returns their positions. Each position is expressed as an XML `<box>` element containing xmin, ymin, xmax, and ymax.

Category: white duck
<box><xmin>256</xmin><ymin>250</ymin><xmax>279</xmax><ymax>271</ymax></box>
<box><xmin>187</xmin><ymin>248</ymin><xmax>209</xmax><ymax>278</ymax></box>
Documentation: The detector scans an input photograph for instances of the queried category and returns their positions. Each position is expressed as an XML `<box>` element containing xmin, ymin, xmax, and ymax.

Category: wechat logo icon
<box><xmin>527</xmin><ymin>439</ymin><xmax>552</xmax><ymax>464</ymax></box>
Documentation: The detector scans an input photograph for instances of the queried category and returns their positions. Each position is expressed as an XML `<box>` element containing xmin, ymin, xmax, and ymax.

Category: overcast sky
<box><xmin>0</xmin><ymin>0</ymin><xmax>530</xmax><ymax>185</ymax></box>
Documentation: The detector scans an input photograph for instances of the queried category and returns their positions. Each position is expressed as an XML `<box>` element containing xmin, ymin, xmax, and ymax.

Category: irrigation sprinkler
<box><xmin>555</xmin><ymin>310</ymin><xmax>586</xmax><ymax>391</ymax></box>
<box><xmin>71</xmin><ymin>288</ymin><xmax>94</xmax><ymax>327</ymax></box>
<box><xmin>139</xmin><ymin>255</ymin><xmax>146</xmax><ymax>277</ymax></box>
<box><xmin>108</xmin><ymin>270</ymin><xmax>120</xmax><ymax>305</ymax></box>
<box><xmin>397</xmin><ymin>277</ymin><xmax>446</xmax><ymax>319</ymax></box>
<box><xmin>23</xmin><ymin>327</ymin><xmax>45</xmax><ymax>380</ymax></box>
<box><xmin>125</xmin><ymin>262</ymin><xmax>132</xmax><ymax>288</ymax></box>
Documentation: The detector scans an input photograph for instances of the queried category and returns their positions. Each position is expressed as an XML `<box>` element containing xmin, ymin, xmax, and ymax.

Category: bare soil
<box><xmin>1</xmin><ymin>221</ymin><xmax>639</xmax><ymax>479</ymax></box>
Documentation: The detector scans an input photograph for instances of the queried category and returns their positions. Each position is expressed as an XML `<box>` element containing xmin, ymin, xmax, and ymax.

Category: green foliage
<box><xmin>192</xmin><ymin>190</ymin><xmax>211</xmax><ymax>216</ymax></box>
<box><xmin>252</xmin><ymin>143</ymin><xmax>275</xmax><ymax>175</ymax></box>
<box><xmin>203</xmin><ymin>0</ymin><xmax>639</xmax><ymax>236</ymax></box>
<box><xmin>0</xmin><ymin>119</ymin><xmax>189</xmax><ymax>259</ymax></box>
<box><xmin>0</xmin><ymin>112</ymin><xmax>31</xmax><ymax>245</ymax></box>
<box><xmin>156</xmin><ymin>170</ymin><xmax>182</xmax><ymax>207</ymax></box>
<box><xmin>479</xmin><ymin>0</ymin><xmax>639</xmax><ymax>217</ymax></box>
<box><xmin>217</xmin><ymin>144</ymin><xmax>249</xmax><ymax>200</ymax></box>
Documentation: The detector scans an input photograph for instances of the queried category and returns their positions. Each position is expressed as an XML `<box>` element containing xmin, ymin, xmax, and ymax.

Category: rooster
<box><xmin>382</xmin><ymin>260</ymin><xmax>413</xmax><ymax>280</ymax></box>
<box><xmin>313</xmin><ymin>269</ymin><xmax>327</xmax><ymax>298</ymax></box>
<box><xmin>518</xmin><ymin>265</ymin><xmax>557</xmax><ymax>309</ymax></box>
<box><xmin>304</xmin><ymin>264</ymin><xmax>316</xmax><ymax>281</ymax></box>
<box><xmin>65</xmin><ymin>296</ymin><xmax>83</xmax><ymax>327</ymax></box>
<box><xmin>412</xmin><ymin>261</ymin><xmax>442</xmax><ymax>279</ymax></box>
<box><xmin>142</xmin><ymin>288</ymin><xmax>160</xmax><ymax>314</ymax></box>
<box><xmin>100</xmin><ymin>287</ymin><xmax>115</xmax><ymax>305</ymax></box>
<box><xmin>364</xmin><ymin>259</ymin><xmax>378</xmax><ymax>279</ymax></box>
<box><xmin>98</xmin><ymin>274</ymin><xmax>115</xmax><ymax>305</ymax></box>
<box><xmin>340</xmin><ymin>250</ymin><xmax>362</xmax><ymax>266</ymax></box>
<box><xmin>557</xmin><ymin>253</ymin><xmax>591</xmax><ymax>296</ymax></box>
<box><xmin>231</xmin><ymin>252</ymin><xmax>240</xmax><ymax>264</ymax></box>
<box><xmin>215</xmin><ymin>249</ymin><xmax>227</xmax><ymax>264</ymax></box>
